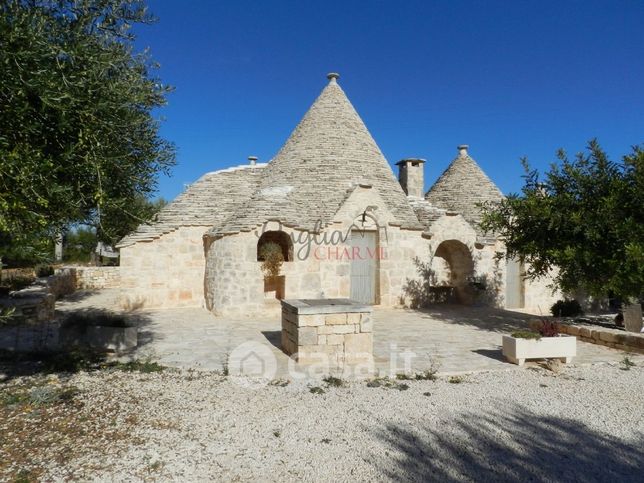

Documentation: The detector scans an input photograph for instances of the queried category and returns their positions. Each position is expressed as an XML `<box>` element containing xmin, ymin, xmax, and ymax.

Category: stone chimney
<box><xmin>396</xmin><ymin>158</ymin><xmax>425</xmax><ymax>198</ymax></box>
<box><xmin>248</xmin><ymin>155</ymin><xmax>258</xmax><ymax>166</ymax></box>
<box><xmin>458</xmin><ymin>144</ymin><xmax>469</xmax><ymax>157</ymax></box>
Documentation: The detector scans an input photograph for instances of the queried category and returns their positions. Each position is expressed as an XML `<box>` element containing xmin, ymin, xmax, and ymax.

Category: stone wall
<box><xmin>71</xmin><ymin>266</ymin><xmax>121</xmax><ymax>290</ymax></box>
<box><xmin>1</xmin><ymin>289</ymin><xmax>55</xmax><ymax>325</ymax></box>
<box><xmin>119</xmin><ymin>184</ymin><xmax>559</xmax><ymax>315</ymax></box>
<box><xmin>281</xmin><ymin>299</ymin><xmax>373</xmax><ymax>365</ymax></box>
<box><xmin>559</xmin><ymin>324</ymin><xmax>644</xmax><ymax>354</ymax></box>
<box><xmin>204</xmin><ymin>186</ymin><xmax>433</xmax><ymax>316</ymax></box>
<box><xmin>119</xmin><ymin>226</ymin><xmax>207</xmax><ymax>309</ymax></box>
<box><xmin>523</xmin><ymin>268</ymin><xmax>561</xmax><ymax>313</ymax></box>
<box><xmin>203</xmin><ymin>186</ymin><xmax>545</xmax><ymax>316</ymax></box>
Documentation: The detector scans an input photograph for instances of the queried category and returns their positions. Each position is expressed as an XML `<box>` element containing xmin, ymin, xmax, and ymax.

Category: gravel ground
<box><xmin>2</xmin><ymin>362</ymin><xmax>643</xmax><ymax>482</ymax></box>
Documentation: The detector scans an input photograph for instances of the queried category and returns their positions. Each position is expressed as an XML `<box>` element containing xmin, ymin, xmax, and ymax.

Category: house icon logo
<box><xmin>228</xmin><ymin>341</ymin><xmax>277</xmax><ymax>387</ymax></box>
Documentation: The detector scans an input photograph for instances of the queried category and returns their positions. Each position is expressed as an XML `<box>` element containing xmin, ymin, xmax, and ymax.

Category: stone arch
<box><xmin>432</xmin><ymin>239</ymin><xmax>475</xmax><ymax>304</ymax></box>
<box><xmin>257</xmin><ymin>230</ymin><xmax>293</xmax><ymax>262</ymax></box>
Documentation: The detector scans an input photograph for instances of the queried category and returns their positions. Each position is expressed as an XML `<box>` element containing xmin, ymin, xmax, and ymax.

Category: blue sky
<box><xmin>134</xmin><ymin>0</ymin><xmax>644</xmax><ymax>201</ymax></box>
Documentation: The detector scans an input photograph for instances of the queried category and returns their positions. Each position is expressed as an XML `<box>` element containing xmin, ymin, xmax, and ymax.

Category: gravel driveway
<box><xmin>5</xmin><ymin>362</ymin><xmax>641</xmax><ymax>482</ymax></box>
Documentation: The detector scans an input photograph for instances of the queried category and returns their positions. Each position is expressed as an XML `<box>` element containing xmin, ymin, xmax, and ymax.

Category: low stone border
<box><xmin>56</xmin><ymin>266</ymin><xmax>120</xmax><ymax>290</ymax></box>
<box><xmin>559</xmin><ymin>324</ymin><xmax>644</xmax><ymax>354</ymax></box>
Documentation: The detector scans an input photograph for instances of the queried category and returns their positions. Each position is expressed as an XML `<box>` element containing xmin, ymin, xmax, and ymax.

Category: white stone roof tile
<box><xmin>116</xmin><ymin>164</ymin><xmax>265</xmax><ymax>247</ymax></box>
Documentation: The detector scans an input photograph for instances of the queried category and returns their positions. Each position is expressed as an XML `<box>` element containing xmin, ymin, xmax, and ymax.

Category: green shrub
<box><xmin>35</xmin><ymin>264</ymin><xmax>54</xmax><ymax>277</ymax></box>
<box><xmin>1</xmin><ymin>385</ymin><xmax>78</xmax><ymax>407</ymax></box>
<box><xmin>29</xmin><ymin>386</ymin><xmax>78</xmax><ymax>405</ymax></box>
<box><xmin>108</xmin><ymin>359</ymin><xmax>165</xmax><ymax>373</ymax></box>
<box><xmin>4</xmin><ymin>275</ymin><xmax>35</xmax><ymax>292</ymax></box>
<box><xmin>322</xmin><ymin>375</ymin><xmax>344</xmax><ymax>387</ymax></box>
<box><xmin>550</xmin><ymin>299</ymin><xmax>582</xmax><ymax>317</ymax></box>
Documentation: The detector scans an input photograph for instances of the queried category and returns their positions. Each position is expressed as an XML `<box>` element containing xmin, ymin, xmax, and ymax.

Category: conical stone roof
<box><xmin>116</xmin><ymin>164</ymin><xmax>265</xmax><ymax>247</ymax></box>
<box><xmin>424</xmin><ymin>146</ymin><xmax>503</xmax><ymax>233</ymax></box>
<box><xmin>209</xmin><ymin>74</ymin><xmax>422</xmax><ymax>236</ymax></box>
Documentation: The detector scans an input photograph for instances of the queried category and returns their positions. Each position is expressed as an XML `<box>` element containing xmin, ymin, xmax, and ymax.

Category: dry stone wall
<box><xmin>281</xmin><ymin>300</ymin><xmax>373</xmax><ymax>365</ymax></box>
<box><xmin>58</xmin><ymin>266</ymin><xmax>121</xmax><ymax>290</ymax></box>
<box><xmin>119</xmin><ymin>226</ymin><xmax>207</xmax><ymax>309</ymax></box>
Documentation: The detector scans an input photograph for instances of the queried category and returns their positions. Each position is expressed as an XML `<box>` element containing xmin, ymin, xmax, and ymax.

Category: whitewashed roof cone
<box><xmin>209</xmin><ymin>73</ymin><xmax>422</xmax><ymax>236</ymax></box>
<box><xmin>424</xmin><ymin>145</ymin><xmax>503</xmax><ymax>233</ymax></box>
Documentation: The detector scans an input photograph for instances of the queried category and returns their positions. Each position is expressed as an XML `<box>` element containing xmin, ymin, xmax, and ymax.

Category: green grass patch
<box><xmin>511</xmin><ymin>331</ymin><xmax>542</xmax><ymax>340</ymax></box>
<box><xmin>107</xmin><ymin>359</ymin><xmax>165</xmax><ymax>373</ymax></box>
<box><xmin>322</xmin><ymin>375</ymin><xmax>344</xmax><ymax>387</ymax></box>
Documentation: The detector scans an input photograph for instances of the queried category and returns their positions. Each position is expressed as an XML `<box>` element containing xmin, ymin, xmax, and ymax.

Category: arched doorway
<box><xmin>432</xmin><ymin>240</ymin><xmax>474</xmax><ymax>304</ymax></box>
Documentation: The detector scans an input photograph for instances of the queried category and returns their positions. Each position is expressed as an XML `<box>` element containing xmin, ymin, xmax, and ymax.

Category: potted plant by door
<box><xmin>259</xmin><ymin>242</ymin><xmax>285</xmax><ymax>300</ymax></box>
<box><xmin>502</xmin><ymin>319</ymin><xmax>576</xmax><ymax>366</ymax></box>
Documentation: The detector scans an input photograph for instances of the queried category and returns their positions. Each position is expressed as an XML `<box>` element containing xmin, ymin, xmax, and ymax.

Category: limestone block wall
<box><xmin>62</xmin><ymin>266</ymin><xmax>121</xmax><ymax>290</ymax></box>
<box><xmin>119</xmin><ymin>226</ymin><xmax>207</xmax><ymax>309</ymax></box>
<box><xmin>523</xmin><ymin>271</ymin><xmax>561</xmax><ymax>313</ymax></box>
<box><xmin>202</xmin><ymin>184</ymin><xmax>560</xmax><ymax>316</ymax></box>
<box><xmin>423</xmin><ymin>213</ymin><xmax>506</xmax><ymax>307</ymax></box>
<box><xmin>204</xmin><ymin>218</ymin><xmax>430</xmax><ymax>317</ymax></box>
<box><xmin>281</xmin><ymin>300</ymin><xmax>373</xmax><ymax>365</ymax></box>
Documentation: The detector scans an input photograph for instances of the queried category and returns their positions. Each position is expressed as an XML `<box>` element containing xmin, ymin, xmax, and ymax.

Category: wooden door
<box><xmin>350</xmin><ymin>230</ymin><xmax>377</xmax><ymax>304</ymax></box>
<box><xmin>505</xmin><ymin>258</ymin><xmax>525</xmax><ymax>308</ymax></box>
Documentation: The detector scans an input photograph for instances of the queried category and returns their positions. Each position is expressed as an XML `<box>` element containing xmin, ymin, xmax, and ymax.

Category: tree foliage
<box><xmin>97</xmin><ymin>195</ymin><xmax>166</xmax><ymax>244</ymax></box>
<box><xmin>481</xmin><ymin>140</ymin><xmax>644</xmax><ymax>300</ymax></box>
<box><xmin>0</xmin><ymin>0</ymin><xmax>175</xmax><ymax>254</ymax></box>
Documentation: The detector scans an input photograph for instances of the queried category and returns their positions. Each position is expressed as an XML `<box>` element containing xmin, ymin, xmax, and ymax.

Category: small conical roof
<box><xmin>425</xmin><ymin>146</ymin><xmax>503</xmax><ymax>233</ymax></box>
<box><xmin>210</xmin><ymin>74</ymin><xmax>421</xmax><ymax>235</ymax></box>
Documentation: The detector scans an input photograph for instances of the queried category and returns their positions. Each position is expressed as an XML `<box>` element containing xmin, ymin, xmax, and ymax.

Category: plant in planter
<box><xmin>502</xmin><ymin>319</ymin><xmax>576</xmax><ymax>366</ymax></box>
<box><xmin>259</xmin><ymin>242</ymin><xmax>285</xmax><ymax>300</ymax></box>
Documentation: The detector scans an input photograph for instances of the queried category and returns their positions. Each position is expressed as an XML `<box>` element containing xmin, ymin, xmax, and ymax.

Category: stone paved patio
<box><xmin>35</xmin><ymin>289</ymin><xmax>641</xmax><ymax>378</ymax></box>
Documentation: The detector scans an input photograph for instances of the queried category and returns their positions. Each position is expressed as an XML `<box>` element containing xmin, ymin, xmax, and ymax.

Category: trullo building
<box><xmin>117</xmin><ymin>73</ymin><xmax>558</xmax><ymax>316</ymax></box>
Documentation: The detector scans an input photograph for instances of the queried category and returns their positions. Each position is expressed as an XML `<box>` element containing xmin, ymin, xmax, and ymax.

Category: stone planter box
<box><xmin>264</xmin><ymin>275</ymin><xmax>285</xmax><ymax>300</ymax></box>
<box><xmin>502</xmin><ymin>335</ymin><xmax>576</xmax><ymax>366</ymax></box>
<box><xmin>60</xmin><ymin>325</ymin><xmax>137</xmax><ymax>352</ymax></box>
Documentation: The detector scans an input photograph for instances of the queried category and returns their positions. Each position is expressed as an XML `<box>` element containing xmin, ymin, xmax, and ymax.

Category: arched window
<box><xmin>257</xmin><ymin>231</ymin><xmax>293</xmax><ymax>262</ymax></box>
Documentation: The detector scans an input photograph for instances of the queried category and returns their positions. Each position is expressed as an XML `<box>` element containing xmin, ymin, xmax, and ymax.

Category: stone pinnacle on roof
<box><xmin>424</xmin><ymin>145</ymin><xmax>503</xmax><ymax>234</ymax></box>
<box><xmin>326</xmin><ymin>72</ymin><xmax>340</xmax><ymax>83</ymax></box>
<box><xmin>209</xmin><ymin>73</ymin><xmax>422</xmax><ymax>236</ymax></box>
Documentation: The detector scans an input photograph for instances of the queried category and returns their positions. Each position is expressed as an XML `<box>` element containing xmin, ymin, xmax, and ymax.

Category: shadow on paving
<box><xmin>409</xmin><ymin>305</ymin><xmax>538</xmax><ymax>333</ymax></box>
<box><xmin>0</xmin><ymin>308</ymin><xmax>155</xmax><ymax>381</ymax></box>
<box><xmin>374</xmin><ymin>402</ymin><xmax>644</xmax><ymax>482</ymax></box>
<box><xmin>56</xmin><ymin>289</ymin><xmax>100</xmax><ymax>304</ymax></box>
<box><xmin>261</xmin><ymin>330</ymin><xmax>282</xmax><ymax>350</ymax></box>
